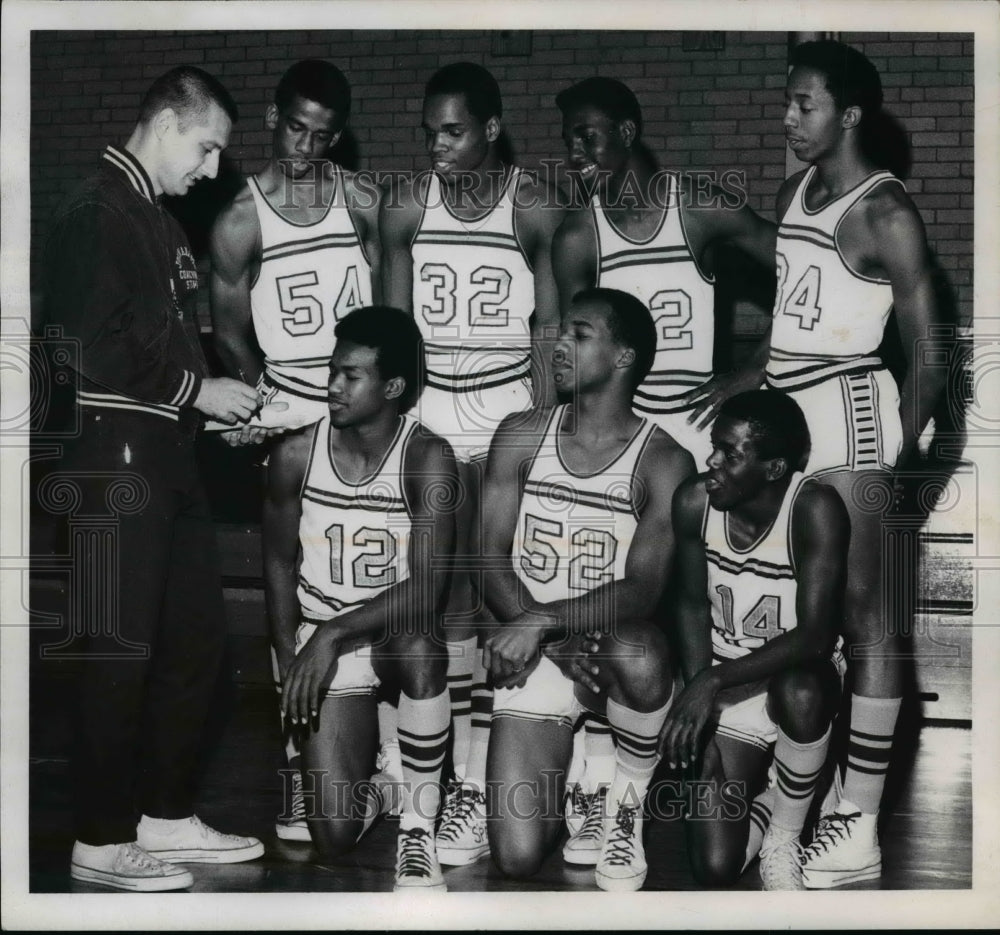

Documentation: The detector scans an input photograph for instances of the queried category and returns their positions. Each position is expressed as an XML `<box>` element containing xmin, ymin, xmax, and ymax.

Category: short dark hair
<box><xmin>555</xmin><ymin>77</ymin><xmax>643</xmax><ymax>138</ymax></box>
<box><xmin>333</xmin><ymin>306</ymin><xmax>425</xmax><ymax>413</ymax></box>
<box><xmin>717</xmin><ymin>390</ymin><xmax>811</xmax><ymax>471</ymax></box>
<box><xmin>274</xmin><ymin>60</ymin><xmax>351</xmax><ymax>129</ymax></box>
<box><xmin>790</xmin><ymin>39</ymin><xmax>883</xmax><ymax>123</ymax></box>
<box><xmin>139</xmin><ymin>66</ymin><xmax>238</xmax><ymax>129</ymax></box>
<box><xmin>573</xmin><ymin>287</ymin><xmax>656</xmax><ymax>391</ymax></box>
<box><xmin>425</xmin><ymin>62</ymin><xmax>502</xmax><ymax>123</ymax></box>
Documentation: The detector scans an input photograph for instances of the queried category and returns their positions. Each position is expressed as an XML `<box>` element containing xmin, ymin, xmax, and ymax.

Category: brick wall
<box><xmin>30</xmin><ymin>29</ymin><xmax>974</xmax><ymax>331</ymax></box>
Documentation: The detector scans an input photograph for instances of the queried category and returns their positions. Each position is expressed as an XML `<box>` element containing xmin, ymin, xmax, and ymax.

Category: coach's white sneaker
<box><xmin>275</xmin><ymin>770</ymin><xmax>311</xmax><ymax>842</ymax></box>
<box><xmin>595</xmin><ymin>804</ymin><xmax>646</xmax><ymax>892</ymax></box>
<box><xmin>394</xmin><ymin>826</ymin><xmax>446</xmax><ymax>892</ymax></box>
<box><xmin>435</xmin><ymin>782</ymin><xmax>489</xmax><ymax>866</ymax></box>
<box><xmin>138</xmin><ymin>815</ymin><xmax>264</xmax><ymax>863</ymax></box>
<box><xmin>800</xmin><ymin>802</ymin><xmax>881</xmax><ymax>888</ymax></box>
<box><xmin>759</xmin><ymin>827</ymin><xmax>805</xmax><ymax>890</ymax></box>
<box><xmin>562</xmin><ymin>787</ymin><xmax>607</xmax><ymax>866</ymax></box>
<box><xmin>70</xmin><ymin>841</ymin><xmax>194</xmax><ymax>892</ymax></box>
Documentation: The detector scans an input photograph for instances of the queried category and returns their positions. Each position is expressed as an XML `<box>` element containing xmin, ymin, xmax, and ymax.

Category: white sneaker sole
<box><xmin>802</xmin><ymin>860</ymin><xmax>881</xmax><ymax>889</ymax></box>
<box><xmin>393</xmin><ymin>879</ymin><xmax>448</xmax><ymax>892</ymax></box>
<box><xmin>71</xmin><ymin>862</ymin><xmax>194</xmax><ymax>891</ymax></box>
<box><xmin>275</xmin><ymin>821</ymin><xmax>312</xmax><ymax>843</ymax></box>
<box><xmin>595</xmin><ymin>866</ymin><xmax>647</xmax><ymax>892</ymax></box>
<box><xmin>435</xmin><ymin>842</ymin><xmax>490</xmax><ymax>866</ymax></box>
<box><xmin>144</xmin><ymin>841</ymin><xmax>265</xmax><ymax>864</ymax></box>
<box><xmin>562</xmin><ymin>842</ymin><xmax>601</xmax><ymax>866</ymax></box>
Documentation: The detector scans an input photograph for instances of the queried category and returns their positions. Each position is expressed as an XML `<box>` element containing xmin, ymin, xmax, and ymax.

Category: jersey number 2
<box><xmin>650</xmin><ymin>289</ymin><xmax>693</xmax><ymax>351</ymax></box>
<box><xmin>276</xmin><ymin>267</ymin><xmax>365</xmax><ymax>337</ymax></box>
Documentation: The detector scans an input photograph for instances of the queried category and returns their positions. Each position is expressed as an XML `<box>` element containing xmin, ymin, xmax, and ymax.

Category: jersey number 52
<box><xmin>520</xmin><ymin>514</ymin><xmax>618</xmax><ymax>591</ymax></box>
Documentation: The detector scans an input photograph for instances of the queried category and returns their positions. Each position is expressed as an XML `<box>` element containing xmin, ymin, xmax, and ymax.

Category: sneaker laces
<box><xmin>397</xmin><ymin>827</ymin><xmax>434</xmax><ymax>879</ymax></box>
<box><xmin>575</xmin><ymin>789</ymin><xmax>607</xmax><ymax>843</ymax></box>
<box><xmin>760</xmin><ymin>834</ymin><xmax>804</xmax><ymax>888</ymax></box>
<box><xmin>281</xmin><ymin>772</ymin><xmax>306</xmax><ymax>823</ymax></box>
<box><xmin>119</xmin><ymin>843</ymin><xmax>166</xmax><ymax>871</ymax></box>
<box><xmin>803</xmin><ymin>811</ymin><xmax>861</xmax><ymax>858</ymax></box>
<box><xmin>437</xmin><ymin>784</ymin><xmax>483</xmax><ymax>842</ymax></box>
<box><xmin>602</xmin><ymin>806</ymin><xmax>639</xmax><ymax>866</ymax></box>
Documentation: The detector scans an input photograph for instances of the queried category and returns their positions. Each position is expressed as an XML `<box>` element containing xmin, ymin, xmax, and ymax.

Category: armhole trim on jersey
<box><xmin>300</xmin><ymin>419</ymin><xmax>326</xmax><ymax>501</ymax></box>
<box><xmin>589</xmin><ymin>198</ymin><xmax>605</xmax><ymax>285</ymax></box>
<box><xmin>339</xmin><ymin>166</ymin><xmax>373</xmax><ymax>269</ymax></box>
<box><xmin>510</xmin><ymin>169</ymin><xmax>536</xmax><ymax>274</ymax></box>
<box><xmin>629</xmin><ymin>420</ymin><xmax>659</xmax><ymax>520</ymax></box>
<box><xmin>675</xmin><ymin>174</ymin><xmax>716</xmax><ymax>286</ymax></box>
<box><xmin>398</xmin><ymin>417</ymin><xmax>420</xmax><ymax>520</ymax></box>
<box><xmin>520</xmin><ymin>406</ymin><xmax>564</xmax><ymax>491</ymax></box>
<box><xmin>785</xmin><ymin>472</ymin><xmax>809</xmax><ymax>578</ymax></box>
<box><xmin>408</xmin><ymin>171</ymin><xmax>433</xmax><ymax>252</ymax></box>
<box><xmin>832</xmin><ymin>173</ymin><xmax>905</xmax><ymax>285</ymax></box>
<box><xmin>699</xmin><ymin>483</ymin><xmax>712</xmax><ymax>544</ymax></box>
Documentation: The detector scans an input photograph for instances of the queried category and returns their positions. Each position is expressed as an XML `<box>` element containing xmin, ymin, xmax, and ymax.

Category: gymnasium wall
<box><xmin>29</xmin><ymin>29</ymin><xmax>974</xmax><ymax>333</ymax></box>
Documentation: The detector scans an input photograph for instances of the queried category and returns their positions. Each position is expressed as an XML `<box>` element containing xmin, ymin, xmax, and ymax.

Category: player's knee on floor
<box><xmin>768</xmin><ymin>666</ymin><xmax>838</xmax><ymax>740</ymax></box>
<box><xmin>308</xmin><ymin>816</ymin><xmax>365</xmax><ymax>860</ymax></box>
<box><xmin>689</xmin><ymin>837</ymin><xmax>746</xmax><ymax>888</ymax></box>
<box><xmin>489</xmin><ymin>836</ymin><xmax>547</xmax><ymax>881</ymax></box>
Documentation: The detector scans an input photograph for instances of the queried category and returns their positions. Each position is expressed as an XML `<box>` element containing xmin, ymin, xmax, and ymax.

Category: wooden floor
<box><xmin>29</xmin><ymin>650</ymin><xmax>971</xmax><ymax>896</ymax></box>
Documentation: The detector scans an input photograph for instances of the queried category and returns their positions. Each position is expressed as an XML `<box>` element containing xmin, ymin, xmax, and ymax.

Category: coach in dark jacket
<box><xmin>42</xmin><ymin>66</ymin><xmax>264</xmax><ymax>892</ymax></box>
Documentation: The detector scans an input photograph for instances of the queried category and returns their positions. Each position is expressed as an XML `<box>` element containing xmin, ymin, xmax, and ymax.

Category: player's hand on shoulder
<box><xmin>193</xmin><ymin>377</ymin><xmax>261</xmax><ymax>424</ymax></box>
<box><xmin>682</xmin><ymin>370</ymin><xmax>764</xmax><ymax>430</ymax></box>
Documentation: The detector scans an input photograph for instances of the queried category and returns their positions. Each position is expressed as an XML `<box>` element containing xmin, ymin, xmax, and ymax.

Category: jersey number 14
<box><xmin>714</xmin><ymin>584</ymin><xmax>786</xmax><ymax>644</ymax></box>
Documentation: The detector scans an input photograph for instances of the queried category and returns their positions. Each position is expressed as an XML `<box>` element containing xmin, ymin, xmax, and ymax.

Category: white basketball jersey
<box><xmin>703</xmin><ymin>473</ymin><xmax>808</xmax><ymax>664</ymax></box>
<box><xmin>513</xmin><ymin>406</ymin><xmax>657</xmax><ymax>604</ymax></box>
<box><xmin>248</xmin><ymin>168</ymin><xmax>373</xmax><ymax>402</ymax></box>
<box><xmin>297</xmin><ymin>414</ymin><xmax>417</xmax><ymax>622</ymax></box>
<box><xmin>593</xmin><ymin>173</ymin><xmax>716</xmax><ymax>414</ymax></box>
<box><xmin>768</xmin><ymin>167</ymin><xmax>903</xmax><ymax>391</ymax></box>
<box><xmin>411</xmin><ymin>169</ymin><xmax>535</xmax><ymax>395</ymax></box>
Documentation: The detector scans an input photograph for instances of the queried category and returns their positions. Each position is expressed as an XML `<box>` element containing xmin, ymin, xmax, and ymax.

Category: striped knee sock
<box><xmin>463</xmin><ymin>643</ymin><xmax>491</xmax><ymax>791</ymax></box>
<box><xmin>445</xmin><ymin>637</ymin><xmax>476</xmax><ymax>779</ymax></box>
<box><xmin>581</xmin><ymin>712</ymin><xmax>617</xmax><ymax>793</ymax></box>
<box><xmin>771</xmin><ymin>726</ymin><xmax>831</xmax><ymax>834</ymax></box>
<box><xmin>398</xmin><ymin>690</ymin><xmax>450</xmax><ymax>831</ymax></box>
<box><xmin>606</xmin><ymin>695</ymin><xmax>672</xmax><ymax>811</ymax></box>
<box><xmin>842</xmin><ymin>695</ymin><xmax>901</xmax><ymax>815</ymax></box>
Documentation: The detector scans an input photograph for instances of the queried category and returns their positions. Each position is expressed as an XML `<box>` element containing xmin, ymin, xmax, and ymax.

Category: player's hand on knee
<box><xmin>543</xmin><ymin>633</ymin><xmax>602</xmax><ymax>694</ymax></box>
<box><xmin>483</xmin><ymin>623</ymin><xmax>545</xmax><ymax>688</ymax></box>
<box><xmin>193</xmin><ymin>376</ymin><xmax>262</xmax><ymax>424</ymax></box>
<box><xmin>281</xmin><ymin>631</ymin><xmax>340</xmax><ymax>726</ymax></box>
<box><xmin>658</xmin><ymin>670</ymin><xmax>719</xmax><ymax>769</ymax></box>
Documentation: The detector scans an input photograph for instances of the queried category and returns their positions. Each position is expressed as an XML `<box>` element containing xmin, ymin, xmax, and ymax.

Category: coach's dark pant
<box><xmin>58</xmin><ymin>409</ymin><xmax>227</xmax><ymax>846</ymax></box>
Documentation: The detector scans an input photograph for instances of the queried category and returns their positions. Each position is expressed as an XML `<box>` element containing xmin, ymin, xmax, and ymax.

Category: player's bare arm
<box><xmin>848</xmin><ymin>184</ymin><xmax>945</xmax><ymax>466</ymax></box>
<box><xmin>479</xmin><ymin>408</ymin><xmax>560</xmax><ymax>685</ymax></box>
<box><xmin>552</xmin><ymin>208</ymin><xmax>599</xmax><ymax>315</ymax></box>
<box><xmin>514</xmin><ymin>172</ymin><xmax>567</xmax><ymax>407</ymax></box>
<box><xmin>262</xmin><ymin>426</ymin><xmax>314</xmax><ymax>689</ymax></box>
<box><xmin>680</xmin><ymin>179</ymin><xmax>780</xmax><ymax>426</ymax></box>
<box><xmin>282</xmin><ymin>429</ymin><xmax>460</xmax><ymax>723</ymax></box>
<box><xmin>344</xmin><ymin>168</ymin><xmax>384</xmax><ymax>304</ymax></box>
<box><xmin>378</xmin><ymin>172</ymin><xmax>426</xmax><ymax>311</ymax></box>
<box><xmin>209</xmin><ymin>185</ymin><xmax>264</xmax><ymax>386</ymax></box>
<box><xmin>662</xmin><ymin>479</ymin><xmax>848</xmax><ymax>768</ymax></box>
